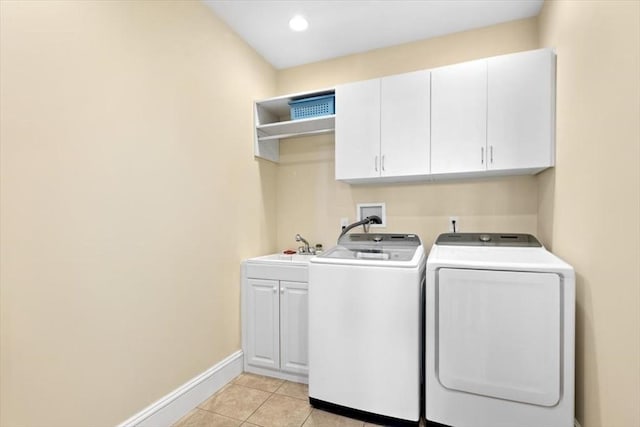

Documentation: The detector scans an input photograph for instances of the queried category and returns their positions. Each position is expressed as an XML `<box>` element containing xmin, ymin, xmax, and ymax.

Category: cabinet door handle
<box><xmin>382</xmin><ymin>155</ymin><xmax>386</xmax><ymax>172</ymax></box>
<box><xmin>375</xmin><ymin>156</ymin><xmax>378</xmax><ymax>172</ymax></box>
<box><xmin>273</xmin><ymin>286</ymin><xmax>277</xmax><ymax>293</ymax></box>
<box><xmin>490</xmin><ymin>146</ymin><xmax>494</xmax><ymax>164</ymax></box>
<box><xmin>280</xmin><ymin>289</ymin><xmax>284</xmax><ymax>295</ymax></box>
<box><xmin>481</xmin><ymin>147</ymin><xmax>484</xmax><ymax>164</ymax></box>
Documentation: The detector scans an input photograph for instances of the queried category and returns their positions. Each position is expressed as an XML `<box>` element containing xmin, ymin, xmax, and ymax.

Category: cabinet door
<box><xmin>335</xmin><ymin>79</ymin><xmax>381</xmax><ymax>180</ymax></box>
<box><xmin>488</xmin><ymin>49</ymin><xmax>555</xmax><ymax>171</ymax></box>
<box><xmin>431</xmin><ymin>59</ymin><xmax>487</xmax><ymax>174</ymax></box>
<box><xmin>246</xmin><ymin>279</ymin><xmax>279</xmax><ymax>370</ymax></box>
<box><xmin>280</xmin><ymin>281</ymin><xmax>309</xmax><ymax>375</ymax></box>
<box><xmin>380</xmin><ymin>70</ymin><xmax>431</xmax><ymax>177</ymax></box>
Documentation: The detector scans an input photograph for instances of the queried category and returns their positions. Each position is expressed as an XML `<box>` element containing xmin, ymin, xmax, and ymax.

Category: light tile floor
<box><xmin>173</xmin><ymin>373</ymin><xmax>381</xmax><ymax>427</ymax></box>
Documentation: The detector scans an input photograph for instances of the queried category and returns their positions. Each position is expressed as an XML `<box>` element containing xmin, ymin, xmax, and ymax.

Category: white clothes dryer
<box><xmin>426</xmin><ymin>233</ymin><xmax>575</xmax><ymax>427</ymax></box>
<box><xmin>309</xmin><ymin>233</ymin><xmax>425</xmax><ymax>426</ymax></box>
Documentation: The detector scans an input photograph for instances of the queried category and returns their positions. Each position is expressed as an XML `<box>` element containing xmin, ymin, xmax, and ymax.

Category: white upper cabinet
<box><xmin>487</xmin><ymin>48</ymin><xmax>555</xmax><ymax>171</ymax></box>
<box><xmin>258</xmin><ymin>48</ymin><xmax>555</xmax><ymax>182</ymax></box>
<box><xmin>335</xmin><ymin>79</ymin><xmax>381</xmax><ymax>181</ymax></box>
<box><xmin>336</xmin><ymin>71</ymin><xmax>431</xmax><ymax>183</ymax></box>
<box><xmin>381</xmin><ymin>70</ymin><xmax>431</xmax><ymax>178</ymax></box>
<box><xmin>431</xmin><ymin>59</ymin><xmax>488</xmax><ymax>175</ymax></box>
<box><xmin>431</xmin><ymin>48</ymin><xmax>556</xmax><ymax>178</ymax></box>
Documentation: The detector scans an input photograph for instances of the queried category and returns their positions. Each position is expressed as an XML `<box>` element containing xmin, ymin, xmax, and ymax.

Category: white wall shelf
<box><xmin>256</xmin><ymin>115</ymin><xmax>335</xmax><ymax>141</ymax></box>
<box><xmin>254</xmin><ymin>89</ymin><xmax>335</xmax><ymax>162</ymax></box>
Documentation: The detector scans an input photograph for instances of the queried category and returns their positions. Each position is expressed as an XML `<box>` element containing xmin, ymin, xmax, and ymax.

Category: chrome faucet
<box><xmin>295</xmin><ymin>234</ymin><xmax>315</xmax><ymax>254</ymax></box>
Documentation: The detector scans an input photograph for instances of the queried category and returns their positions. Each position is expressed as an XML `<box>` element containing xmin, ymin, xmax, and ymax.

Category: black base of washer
<box><xmin>309</xmin><ymin>397</ymin><xmax>421</xmax><ymax>427</ymax></box>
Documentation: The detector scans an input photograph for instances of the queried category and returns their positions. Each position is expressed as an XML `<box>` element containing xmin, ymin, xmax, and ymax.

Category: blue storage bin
<box><xmin>289</xmin><ymin>94</ymin><xmax>335</xmax><ymax>120</ymax></box>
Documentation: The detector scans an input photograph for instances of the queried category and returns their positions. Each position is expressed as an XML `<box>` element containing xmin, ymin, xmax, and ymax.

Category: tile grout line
<box><xmin>232</xmin><ymin>376</ymin><xmax>286</xmax><ymax>393</ymax></box>
<box><xmin>241</xmin><ymin>383</ymin><xmax>312</xmax><ymax>427</ymax></box>
<box><xmin>274</xmin><ymin>388</ymin><xmax>310</xmax><ymax>402</ymax></box>
<box><xmin>199</xmin><ymin>375</ymin><xmax>313</xmax><ymax>426</ymax></box>
<box><xmin>196</xmin><ymin>379</ymin><xmax>278</xmax><ymax>424</ymax></box>
<box><xmin>206</xmin><ymin>408</ymin><xmax>246</xmax><ymax>425</ymax></box>
<box><xmin>234</xmin><ymin>378</ymin><xmax>309</xmax><ymax>401</ymax></box>
<box><xmin>242</xmin><ymin>388</ymin><xmax>276</xmax><ymax>426</ymax></box>
<box><xmin>175</xmin><ymin>407</ymin><xmax>244</xmax><ymax>426</ymax></box>
<box><xmin>196</xmin><ymin>406</ymin><xmax>247</xmax><ymax>423</ymax></box>
<box><xmin>300</xmin><ymin>406</ymin><xmax>313</xmax><ymax>427</ymax></box>
<box><xmin>237</xmin><ymin>379</ymin><xmax>290</xmax><ymax>425</ymax></box>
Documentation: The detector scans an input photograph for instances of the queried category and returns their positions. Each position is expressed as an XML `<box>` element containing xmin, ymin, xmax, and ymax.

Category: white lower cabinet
<box><xmin>246</xmin><ymin>279</ymin><xmax>280</xmax><ymax>370</ymax></box>
<box><xmin>243</xmin><ymin>261</ymin><xmax>309</xmax><ymax>382</ymax></box>
<box><xmin>279</xmin><ymin>281</ymin><xmax>309</xmax><ymax>375</ymax></box>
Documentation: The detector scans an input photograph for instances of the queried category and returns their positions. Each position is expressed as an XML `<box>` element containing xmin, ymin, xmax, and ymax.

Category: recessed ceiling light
<box><xmin>289</xmin><ymin>15</ymin><xmax>309</xmax><ymax>32</ymax></box>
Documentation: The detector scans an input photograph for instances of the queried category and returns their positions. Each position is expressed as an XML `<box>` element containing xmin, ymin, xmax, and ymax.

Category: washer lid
<box><xmin>436</xmin><ymin>233</ymin><xmax>541</xmax><ymax>247</ymax></box>
<box><xmin>312</xmin><ymin>233</ymin><xmax>424</xmax><ymax>265</ymax></box>
<box><xmin>338</xmin><ymin>233</ymin><xmax>422</xmax><ymax>248</ymax></box>
<box><xmin>320</xmin><ymin>246</ymin><xmax>417</xmax><ymax>262</ymax></box>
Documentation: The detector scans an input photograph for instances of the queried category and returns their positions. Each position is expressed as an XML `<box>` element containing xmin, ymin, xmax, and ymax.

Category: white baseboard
<box><xmin>117</xmin><ymin>350</ymin><xmax>243</xmax><ymax>427</ymax></box>
<box><xmin>243</xmin><ymin>364</ymin><xmax>308</xmax><ymax>384</ymax></box>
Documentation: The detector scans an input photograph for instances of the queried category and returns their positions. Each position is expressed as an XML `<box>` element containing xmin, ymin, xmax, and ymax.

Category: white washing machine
<box><xmin>309</xmin><ymin>233</ymin><xmax>425</xmax><ymax>426</ymax></box>
<box><xmin>426</xmin><ymin>233</ymin><xmax>575</xmax><ymax>427</ymax></box>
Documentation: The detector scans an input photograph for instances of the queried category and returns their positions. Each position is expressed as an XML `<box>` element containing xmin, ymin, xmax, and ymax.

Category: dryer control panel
<box><xmin>435</xmin><ymin>233</ymin><xmax>541</xmax><ymax>247</ymax></box>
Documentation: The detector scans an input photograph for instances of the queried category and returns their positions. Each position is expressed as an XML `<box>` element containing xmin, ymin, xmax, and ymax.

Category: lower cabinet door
<box><xmin>279</xmin><ymin>281</ymin><xmax>309</xmax><ymax>375</ymax></box>
<box><xmin>246</xmin><ymin>278</ymin><xmax>279</xmax><ymax>370</ymax></box>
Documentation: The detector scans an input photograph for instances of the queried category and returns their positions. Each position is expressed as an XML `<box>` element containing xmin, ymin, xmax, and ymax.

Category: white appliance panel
<box><xmin>437</xmin><ymin>268</ymin><xmax>561</xmax><ymax>407</ymax></box>
<box><xmin>426</xmin><ymin>236</ymin><xmax>575</xmax><ymax>427</ymax></box>
<box><xmin>309</xmin><ymin>262</ymin><xmax>422</xmax><ymax>421</ymax></box>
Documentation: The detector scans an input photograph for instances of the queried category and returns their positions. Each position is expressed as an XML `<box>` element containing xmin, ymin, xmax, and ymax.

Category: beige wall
<box><xmin>537</xmin><ymin>1</ymin><xmax>640</xmax><ymax>426</ymax></box>
<box><xmin>277</xmin><ymin>18</ymin><xmax>540</xmax><ymax>94</ymax></box>
<box><xmin>0</xmin><ymin>1</ymin><xmax>277</xmax><ymax>426</ymax></box>
<box><xmin>3</xmin><ymin>2</ymin><xmax>638</xmax><ymax>427</ymax></box>
<box><xmin>276</xmin><ymin>11</ymin><xmax>640</xmax><ymax>427</ymax></box>
<box><xmin>274</xmin><ymin>18</ymin><xmax>540</xmax><ymax>251</ymax></box>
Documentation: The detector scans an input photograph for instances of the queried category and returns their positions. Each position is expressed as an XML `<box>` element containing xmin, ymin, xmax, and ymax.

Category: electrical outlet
<box><xmin>340</xmin><ymin>217</ymin><xmax>349</xmax><ymax>229</ymax></box>
<box><xmin>448</xmin><ymin>216</ymin><xmax>459</xmax><ymax>232</ymax></box>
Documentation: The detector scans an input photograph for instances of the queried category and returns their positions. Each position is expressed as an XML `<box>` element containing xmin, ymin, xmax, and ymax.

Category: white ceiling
<box><xmin>204</xmin><ymin>0</ymin><xmax>544</xmax><ymax>69</ymax></box>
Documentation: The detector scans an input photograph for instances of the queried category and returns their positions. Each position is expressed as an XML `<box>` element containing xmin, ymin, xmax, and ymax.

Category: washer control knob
<box><xmin>479</xmin><ymin>234</ymin><xmax>492</xmax><ymax>242</ymax></box>
<box><xmin>373</xmin><ymin>236</ymin><xmax>383</xmax><ymax>242</ymax></box>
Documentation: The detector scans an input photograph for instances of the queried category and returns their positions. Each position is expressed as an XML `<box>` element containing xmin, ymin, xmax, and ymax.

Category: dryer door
<box><xmin>437</xmin><ymin>268</ymin><xmax>561</xmax><ymax>406</ymax></box>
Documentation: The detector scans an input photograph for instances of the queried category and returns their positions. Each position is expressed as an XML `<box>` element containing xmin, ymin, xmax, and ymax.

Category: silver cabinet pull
<box><xmin>382</xmin><ymin>155</ymin><xmax>386</xmax><ymax>171</ymax></box>
<box><xmin>280</xmin><ymin>288</ymin><xmax>284</xmax><ymax>294</ymax></box>
<box><xmin>481</xmin><ymin>147</ymin><xmax>484</xmax><ymax>164</ymax></box>
<box><xmin>490</xmin><ymin>146</ymin><xmax>494</xmax><ymax>163</ymax></box>
<box><xmin>375</xmin><ymin>156</ymin><xmax>378</xmax><ymax>171</ymax></box>
<box><xmin>273</xmin><ymin>286</ymin><xmax>277</xmax><ymax>293</ymax></box>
